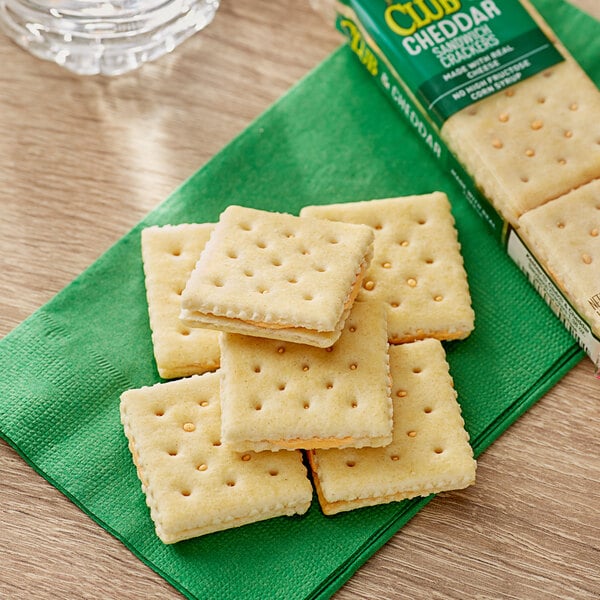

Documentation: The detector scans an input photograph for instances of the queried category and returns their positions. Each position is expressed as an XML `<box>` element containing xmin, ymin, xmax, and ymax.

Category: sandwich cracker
<box><xmin>307</xmin><ymin>339</ymin><xmax>476</xmax><ymax>515</ymax></box>
<box><xmin>301</xmin><ymin>194</ymin><xmax>475</xmax><ymax>343</ymax></box>
<box><xmin>120</xmin><ymin>372</ymin><xmax>313</xmax><ymax>544</ymax></box>
<box><xmin>517</xmin><ymin>178</ymin><xmax>600</xmax><ymax>336</ymax></box>
<box><xmin>180</xmin><ymin>205</ymin><xmax>374</xmax><ymax>347</ymax></box>
<box><xmin>442</xmin><ymin>60</ymin><xmax>600</xmax><ymax>225</ymax></box>
<box><xmin>219</xmin><ymin>300</ymin><xmax>392</xmax><ymax>452</ymax></box>
<box><xmin>141</xmin><ymin>224</ymin><xmax>220</xmax><ymax>378</ymax></box>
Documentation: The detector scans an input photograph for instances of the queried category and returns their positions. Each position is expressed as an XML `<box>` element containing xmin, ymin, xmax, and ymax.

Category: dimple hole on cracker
<box><xmin>155</xmin><ymin>408</ymin><xmax>165</xmax><ymax>417</ymax></box>
<box><xmin>396</xmin><ymin>389</ymin><xmax>407</xmax><ymax>398</ymax></box>
<box><xmin>390</xmin><ymin>454</ymin><xmax>400</xmax><ymax>461</ymax></box>
<box><xmin>346</xmin><ymin>460</ymin><xmax>356</xmax><ymax>468</ymax></box>
<box><xmin>269</xmin><ymin>468</ymin><xmax>279</xmax><ymax>476</ymax></box>
<box><xmin>181</xmin><ymin>489</ymin><xmax>192</xmax><ymax>497</ymax></box>
<box><xmin>197</xmin><ymin>463</ymin><xmax>208</xmax><ymax>472</ymax></box>
<box><xmin>227</xmin><ymin>249</ymin><xmax>238</xmax><ymax>259</ymax></box>
<box><xmin>241</xmin><ymin>454</ymin><xmax>252</xmax><ymax>462</ymax></box>
<box><xmin>407</xmin><ymin>430</ymin><xmax>417</xmax><ymax>438</ymax></box>
<box><xmin>363</xmin><ymin>280</ymin><xmax>375</xmax><ymax>291</ymax></box>
<box><xmin>183</xmin><ymin>422</ymin><xmax>196</xmax><ymax>433</ymax></box>
<box><xmin>212</xmin><ymin>440</ymin><xmax>222</xmax><ymax>447</ymax></box>
<box><xmin>434</xmin><ymin>447</ymin><xmax>444</xmax><ymax>454</ymax></box>
<box><xmin>167</xmin><ymin>449</ymin><xmax>178</xmax><ymax>457</ymax></box>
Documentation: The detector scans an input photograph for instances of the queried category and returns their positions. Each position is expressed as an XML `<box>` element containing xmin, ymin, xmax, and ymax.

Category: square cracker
<box><xmin>141</xmin><ymin>224</ymin><xmax>220</xmax><ymax>379</ymax></box>
<box><xmin>517</xmin><ymin>178</ymin><xmax>600</xmax><ymax>337</ymax></box>
<box><xmin>120</xmin><ymin>372</ymin><xmax>313</xmax><ymax>544</ymax></box>
<box><xmin>300</xmin><ymin>193</ymin><xmax>475</xmax><ymax>344</ymax></box>
<box><xmin>307</xmin><ymin>338</ymin><xmax>476</xmax><ymax>515</ymax></box>
<box><xmin>441</xmin><ymin>59</ymin><xmax>600</xmax><ymax>226</ymax></box>
<box><xmin>219</xmin><ymin>300</ymin><xmax>392</xmax><ymax>452</ymax></box>
<box><xmin>180</xmin><ymin>205</ymin><xmax>375</xmax><ymax>348</ymax></box>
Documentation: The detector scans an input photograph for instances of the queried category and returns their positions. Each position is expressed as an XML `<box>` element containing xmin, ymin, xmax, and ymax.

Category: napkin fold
<box><xmin>0</xmin><ymin>1</ymin><xmax>597</xmax><ymax>598</ymax></box>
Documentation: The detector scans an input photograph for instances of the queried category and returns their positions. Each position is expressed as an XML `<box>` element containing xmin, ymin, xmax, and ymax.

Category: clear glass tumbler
<box><xmin>0</xmin><ymin>0</ymin><xmax>220</xmax><ymax>75</ymax></box>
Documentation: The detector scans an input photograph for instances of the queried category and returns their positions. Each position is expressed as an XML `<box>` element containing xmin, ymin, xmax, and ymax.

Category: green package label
<box><xmin>338</xmin><ymin>0</ymin><xmax>564</xmax><ymax>125</ymax></box>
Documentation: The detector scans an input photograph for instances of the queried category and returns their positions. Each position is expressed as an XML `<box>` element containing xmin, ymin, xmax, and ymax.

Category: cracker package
<box><xmin>120</xmin><ymin>372</ymin><xmax>313</xmax><ymax>544</ymax></box>
<box><xmin>180</xmin><ymin>205</ymin><xmax>374</xmax><ymax>348</ymax></box>
<box><xmin>301</xmin><ymin>193</ymin><xmax>475</xmax><ymax>343</ymax></box>
<box><xmin>334</xmin><ymin>0</ymin><xmax>600</xmax><ymax>371</ymax></box>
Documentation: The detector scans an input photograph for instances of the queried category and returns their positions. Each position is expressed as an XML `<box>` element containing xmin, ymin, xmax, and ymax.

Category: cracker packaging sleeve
<box><xmin>334</xmin><ymin>0</ymin><xmax>600</xmax><ymax>371</ymax></box>
<box><xmin>308</xmin><ymin>338</ymin><xmax>476</xmax><ymax>515</ymax></box>
<box><xmin>141</xmin><ymin>224</ymin><xmax>220</xmax><ymax>379</ymax></box>
<box><xmin>180</xmin><ymin>205</ymin><xmax>375</xmax><ymax>348</ymax></box>
<box><xmin>219</xmin><ymin>300</ymin><xmax>393</xmax><ymax>452</ymax></box>
<box><xmin>120</xmin><ymin>372</ymin><xmax>313</xmax><ymax>544</ymax></box>
<box><xmin>301</xmin><ymin>193</ymin><xmax>475</xmax><ymax>343</ymax></box>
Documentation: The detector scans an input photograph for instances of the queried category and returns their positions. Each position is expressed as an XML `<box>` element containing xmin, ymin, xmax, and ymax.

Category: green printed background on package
<box><xmin>338</xmin><ymin>0</ymin><xmax>564</xmax><ymax>123</ymax></box>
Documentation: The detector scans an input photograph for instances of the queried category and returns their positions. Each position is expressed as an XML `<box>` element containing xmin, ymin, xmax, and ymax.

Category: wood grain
<box><xmin>1</xmin><ymin>1</ymin><xmax>599</xmax><ymax>599</ymax></box>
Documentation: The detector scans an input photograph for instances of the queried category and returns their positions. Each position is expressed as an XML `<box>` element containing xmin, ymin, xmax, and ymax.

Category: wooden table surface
<box><xmin>1</xmin><ymin>1</ymin><xmax>598</xmax><ymax>598</ymax></box>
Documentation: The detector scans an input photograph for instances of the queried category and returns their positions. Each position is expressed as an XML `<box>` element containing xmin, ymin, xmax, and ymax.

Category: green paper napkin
<box><xmin>0</xmin><ymin>1</ymin><xmax>596</xmax><ymax>598</ymax></box>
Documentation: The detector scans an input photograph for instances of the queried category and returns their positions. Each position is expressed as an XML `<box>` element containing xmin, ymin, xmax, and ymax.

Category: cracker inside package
<box><xmin>120</xmin><ymin>372</ymin><xmax>313</xmax><ymax>544</ymax></box>
<box><xmin>219</xmin><ymin>300</ymin><xmax>392</xmax><ymax>452</ymax></box>
<box><xmin>141</xmin><ymin>224</ymin><xmax>220</xmax><ymax>379</ymax></box>
<box><xmin>307</xmin><ymin>338</ymin><xmax>476</xmax><ymax>515</ymax></box>
<box><xmin>517</xmin><ymin>178</ymin><xmax>600</xmax><ymax>338</ymax></box>
<box><xmin>442</xmin><ymin>59</ymin><xmax>600</xmax><ymax>226</ymax></box>
<box><xmin>301</xmin><ymin>193</ymin><xmax>475</xmax><ymax>343</ymax></box>
<box><xmin>180</xmin><ymin>205</ymin><xmax>375</xmax><ymax>348</ymax></box>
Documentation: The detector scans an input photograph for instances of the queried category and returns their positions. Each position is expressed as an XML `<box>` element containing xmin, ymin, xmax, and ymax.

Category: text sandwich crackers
<box><xmin>120</xmin><ymin>372</ymin><xmax>313</xmax><ymax>544</ymax></box>
<box><xmin>301</xmin><ymin>193</ymin><xmax>475</xmax><ymax>343</ymax></box>
<box><xmin>180</xmin><ymin>205</ymin><xmax>375</xmax><ymax>347</ymax></box>
<box><xmin>141</xmin><ymin>224</ymin><xmax>220</xmax><ymax>378</ymax></box>
<box><xmin>307</xmin><ymin>338</ymin><xmax>476</xmax><ymax>515</ymax></box>
<box><xmin>219</xmin><ymin>300</ymin><xmax>392</xmax><ymax>452</ymax></box>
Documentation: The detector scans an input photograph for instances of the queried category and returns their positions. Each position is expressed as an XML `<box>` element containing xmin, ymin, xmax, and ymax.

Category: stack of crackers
<box><xmin>120</xmin><ymin>194</ymin><xmax>478</xmax><ymax>544</ymax></box>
